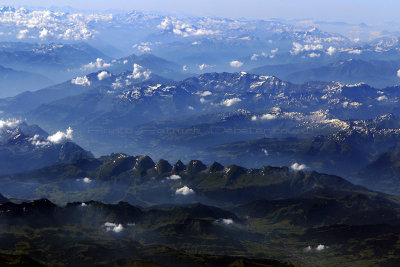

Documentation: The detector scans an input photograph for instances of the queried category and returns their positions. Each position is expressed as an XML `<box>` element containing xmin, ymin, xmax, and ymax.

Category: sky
<box><xmin>3</xmin><ymin>0</ymin><xmax>400</xmax><ymax>24</ymax></box>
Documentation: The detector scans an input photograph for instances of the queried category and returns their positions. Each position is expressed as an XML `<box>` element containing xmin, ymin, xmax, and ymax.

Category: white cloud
<box><xmin>291</xmin><ymin>163</ymin><xmax>308</xmax><ymax>171</ymax></box>
<box><xmin>128</xmin><ymin>64</ymin><xmax>151</xmax><ymax>80</ymax></box>
<box><xmin>221</xmin><ymin>98</ymin><xmax>241</xmax><ymax>107</ymax></box>
<box><xmin>82</xmin><ymin>58</ymin><xmax>111</xmax><ymax>70</ymax></box>
<box><xmin>308</xmin><ymin>52</ymin><xmax>320</xmax><ymax>58</ymax></box>
<box><xmin>47</xmin><ymin>127</ymin><xmax>73</xmax><ymax>144</ymax></box>
<box><xmin>230</xmin><ymin>60</ymin><xmax>244</xmax><ymax>68</ymax></box>
<box><xmin>97</xmin><ymin>71</ymin><xmax>111</xmax><ymax>81</ymax></box>
<box><xmin>76</xmin><ymin>177</ymin><xmax>92</xmax><ymax>183</ymax></box>
<box><xmin>0</xmin><ymin>118</ymin><xmax>21</xmax><ymax>130</ymax></box>
<box><xmin>291</xmin><ymin>42</ymin><xmax>323</xmax><ymax>55</ymax></box>
<box><xmin>377</xmin><ymin>95</ymin><xmax>388</xmax><ymax>101</ymax></box>
<box><xmin>199</xmin><ymin>64</ymin><xmax>213</xmax><ymax>71</ymax></box>
<box><xmin>305</xmin><ymin>244</ymin><xmax>328</xmax><ymax>252</ymax></box>
<box><xmin>221</xmin><ymin>218</ymin><xmax>234</xmax><ymax>225</ymax></box>
<box><xmin>260</xmin><ymin>113</ymin><xmax>277</xmax><ymax>120</ymax></box>
<box><xmin>200</xmin><ymin>91</ymin><xmax>212</xmax><ymax>97</ymax></box>
<box><xmin>182</xmin><ymin>65</ymin><xmax>188</xmax><ymax>71</ymax></box>
<box><xmin>71</xmin><ymin>76</ymin><xmax>91</xmax><ymax>86</ymax></box>
<box><xmin>251</xmin><ymin>54</ymin><xmax>259</xmax><ymax>61</ymax></box>
<box><xmin>17</xmin><ymin>29</ymin><xmax>29</xmax><ymax>39</ymax></box>
<box><xmin>137</xmin><ymin>45</ymin><xmax>151</xmax><ymax>53</ymax></box>
<box><xmin>326</xmin><ymin>46</ymin><xmax>336</xmax><ymax>56</ymax></box>
<box><xmin>104</xmin><ymin>222</ymin><xmax>124</xmax><ymax>233</ymax></box>
<box><xmin>81</xmin><ymin>203</ymin><xmax>88</xmax><ymax>207</ymax></box>
<box><xmin>348</xmin><ymin>49</ymin><xmax>362</xmax><ymax>55</ymax></box>
<box><xmin>83</xmin><ymin>177</ymin><xmax>92</xmax><ymax>183</ymax></box>
<box><xmin>157</xmin><ymin>17</ymin><xmax>218</xmax><ymax>37</ymax></box>
<box><xmin>271</xmin><ymin>48</ymin><xmax>279</xmax><ymax>54</ymax></box>
<box><xmin>39</xmin><ymin>28</ymin><xmax>52</xmax><ymax>39</ymax></box>
<box><xmin>175</xmin><ymin>186</ymin><xmax>195</xmax><ymax>196</ymax></box>
<box><xmin>251</xmin><ymin>115</ymin><xmax>257</xmax><ymax>121</ymax></box>
<box><xmin>397</xmin><ymin>69</ymin><xmax>400</xmax><ymax>78</ymax></box>
<box><xmin>167</xmin><ymin>174</ymin><xmax>181</xmax><ymax>180</ymax></box>
<box><xmin>123</xmin><ymin>59</ymin><xmax>128</xmax><ymax>65</ymax></box>
<box><xmin>316</xmin><ymin>244</ymin><xmax>328</xmax><ymax>251</ymax></box>
<box><xmin>262</xmin><ymin>149</ymin><xmax>269</xmax><ymax>156</ymax></box>
<box><xmin>29</xmin><ymin>134</ymin><xmax>50</xmax><ymax>147</ymax></box>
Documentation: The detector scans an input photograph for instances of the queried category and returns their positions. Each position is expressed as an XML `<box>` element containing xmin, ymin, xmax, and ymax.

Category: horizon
<box><xmin>3</xmin><ymin>0</ymin><xmax>400</xmax><ymax>25</ymax></box>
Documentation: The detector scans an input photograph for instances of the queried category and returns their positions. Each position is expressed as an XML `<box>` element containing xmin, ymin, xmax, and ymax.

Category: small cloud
<box><xmin>221</xmin><ymin>218</ymin><xmax>234</xmax><ymax>225</ymax></box>
<box><xmin>326</xmin><ymin>46</ymin><xmax>336</xmax><ymax>56</ymax></box>
<box><xmin>83</xmin><ymin>177</ymin><xmax>92</xmax><ymax>183</ymax></box>
<box><xmin>82</xmin><ymin>58</ymin><xmax>111</xmax><ymax>70</ymax></box>
<box><xmin>175</xmin><ymin>186</ymin><xmax>195</xmax><ymax>196</ymax></box>
<box><xmin>251</xmin><ymin>54</ymin><xmax>259</xmax><ymax>61</ymax></box>
<box><xmin>377</xmin><ymin>95</ymin><xmax>388</xmax><ymax>101</ymax></box>
<box><xmin>308</xmin><ymin>52</ymin><xmax>320</xmax><ymax>58</ymax></box>
<box><xmin>251</xmin><ymin>115</ymin><xmax>257</xmax><ymax>121</ymax></box>
<box><xmin>221</xmin><ymin>97</ymin><xmax>241</xmax><ymax>107</ymax></box>
<box><xmin>71</xmin><ymin>76</ymin><xmax>91</xmax><ymax>86</ymax></box>
<box><xmin>348</xmin><ymin>49</ymin><xmax>362</xmax><ymax>55</ymax></box>
<box><xmin>47</xmin><ymin>127</ymin><xmax>73</xmax><ymax>144</ymax></box>
<box><xmin>188</xmin><ymin>106</ymin><xmax>194</xmax><ymax>110</ymax></box>
<box><xmin>304</xmin><ymin>244</ymin><xmax>328</xmax><ymax>252</ymax></box>
<box><xmin>200</xmin><ymin>91</ymin><xmax>212</xmax><ymax>97</ymax></box>
<box><xmin>291</xmin><ymin>163</ymin><xmax>308</xmax><ymax>171</ymax></box>
<box><xmin>291</xmin><ymin>42</ymin><xmax>323</xmax><ymax>55</ymax></box>
<box><xmin>29</xmin><ymin>134</ymin><xmax>50</xmax><ymax>147</ymax></box>
<box><xmin>262</xmin><ymin>149</ymin><xmax>269</xmax><ymax>156</ymax></box>
<box><xmin>137</xmin><ymin>45</ymin><xmax>151</xmax><ymax>53</ymax></box>
<box><xmin>127</xmin><ymin>64</ymin><xmax>151</xmax><ymax>80</ymax></box>
<box><xmin>104</xmin><ymin>222</ymin><xmax>124</xmax><ymax>233</ymax></box>
<box><xmin>0</xmin><ymin>118</ymin><xmax>21</xmax><ymax>130</ymax></box>
<box><xmin>39</xmin><ymin>28</ymin><xmax>52</xmax><ymax>39</ymax></box>
<box><xmin>97</xmin><ymin>71</ymin><xmax>111</xmax><ymax>81</ymax></box>
<box><xmin>397</xmin><ymin>69</ymin><xmax>400</xmax><ymax>78</ymax></box>
<box><xmin>182</xmin><ymin>65</ymin><xmax>188</xmax><ymax>71</ymax></box>
<box><xmin>81</xmin><ymin>203</ymin><xmax>88</xmax><ymax>207</ymax></box>
<box><xmin>123</xmin><ymin>59</ymin><xmax>128</xmax><ymax>64</ymax></box>
<box><xmin>230</xmin><ymin>60</ymin><xmax>244</xmax><ymax>68</ymax></box>
<box><xmin>316</xmin><ymin>244</ymin><xmax>328</xmax><ymax>251</ymax></box>
<box><xmin>260</xmin><ymin>113</ymin><xmax>276</xmax><ymax>120</ymax></box>
<box><xmin>167</xmin><ymin>174</ymin><xmax>181</xmax><ymax>180</ymax></box>
<box><xmin>17</xmin><ymin>29</ymin><xmax>29</xmax><ymax>39</ymax></box>
<box><xmin>198</xmin><ymin>64</ymin><xmax>213</xmax><ymax>71</ymax></box>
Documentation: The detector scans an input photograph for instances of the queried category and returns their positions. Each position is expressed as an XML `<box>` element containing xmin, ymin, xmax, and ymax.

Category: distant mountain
<box><xmin>354</xmin><ymin>149</ymin><xmax>400</xmax><ymax>195</ymax></box>
<box><xmin>0</xmin><ymin>65</ymin><xmax>53</xmax><ymax>97</ymax></box>
<box><xmin>235</xmin><ymin>193</ymin><xmax>400</xmax><ymax>227</ymax></box>
<box><xmin>0</xmin><ymin>120</ymin><xmax>93</xmax><ymax>175</ymax></box>
<box><xmin>249</xmin><ymin>59</ymin><xmax>400</xmax><ymax>88</ymax></box>
<box><xmin>286</xmin><ymin>59</ymin><xmax>400</xmax><ymax>88</ymax></box>
<box><xmin>0</xmin><ymin>193</ymin><xmax>8</xmax><ymax>203</ymax></box>
<box><xmin>0</xmin><ymin>152</ymin><xmax>378</xmax><ymax>206</ymax></box>
<box><xmin>0</xmin><ymin>69</ymin><xmax>172</xmax><ymax>115</ymax></box>
<box><xmin>0</xmin><ymin>42</ymin><xmax>109</xmax><ymax>82</ymax></box>
<box><xmin>108</xmin><ymin>53</ymin><xmax>193</xmax><ymax>81</ymax></box>
<box><xmin>10</xmin><ymin>71</ymin><xmax>399</xmax><ymax>156</ymax></box>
